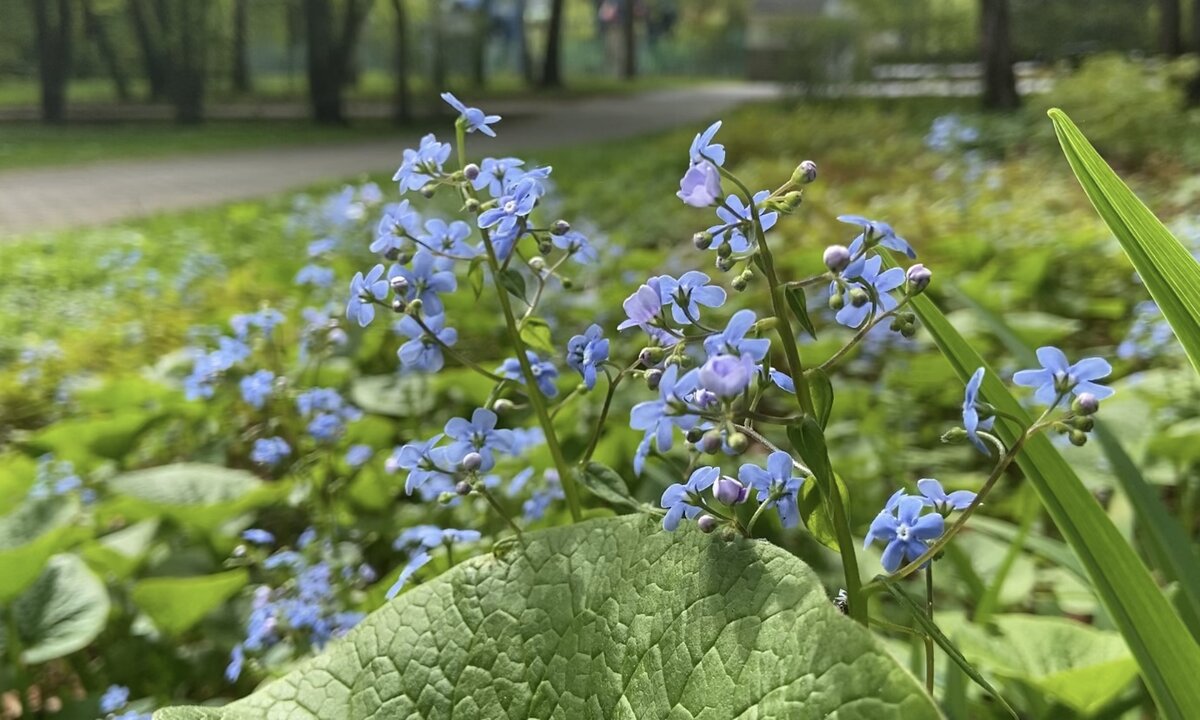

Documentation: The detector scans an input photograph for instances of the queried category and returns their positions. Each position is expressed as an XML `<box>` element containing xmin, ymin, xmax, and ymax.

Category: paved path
<box><xmin>0</xmin><ymin>83</ymin><xmax>781</xmax><ymax>237</ymax></box>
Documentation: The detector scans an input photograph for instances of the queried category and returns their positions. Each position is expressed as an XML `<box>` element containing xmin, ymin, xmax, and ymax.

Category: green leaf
<box><xmin>350</xmin><ymin>374</ymin><xmax>436</xmax><ymax>418</ymax></box>
<box><xmin>1049</xmin><ymin>109</ymin><xmax>1200</xmax><ymax>377</ymax></box>
<box><xmin>796</xmin><ymin>471</ymin><xmax>850</xmax><ymax>553</ymax></box>
<box><xmin>21</xmin><ymin>412</ymin><xmax>160</xmax><ymax>469</ymax></box>
<box><xmin>81</xmin><ymin>519</ymin><xmax>160</xmax><ymax>580</ymax></box>
<box><xmin>0</xmin><ymin>498</ymin><xmax>86</xmax><ymax>603</ymax></box>
<box><xmin>499</xmin><ymin>267</ymin><xmax>527</xmax><ymax>302</ymax></box>
<box><xmin>897</xmin><ymin>283</ymin><xmax>1200</xmax><ymax>719</ymax></box>
<box><xmin>879</xmin><ymin>579</ymin><xmax>1017</xmax><ymax>719</ymax></box>
<box><xmin>520</xmin><ymin>317</ymin><xmax>555</xmax><ymax>356</ymax></box>
<box><xmin>15</xmin><ymin>554</ymin><xmax>110</xmax><ymax>664</ymax></box>
<box><xmin>577</xmin><ymin>461</ymin><xmax>642</xmax><ymax>512</ymax></box>
<box><xmin>105</xmin><ymin>463</ymin><xmax>283</xmax><ymax>533</ymax></box>
<box><xmin>940</xmin><ymin>613</ymin><xmax>1138</xmax><ymax>716</ymax></box>
<box><xmin>784</xmin><ymin>286</ymin><xmax>818</xmax><ymax>339</ymax></box>
<box><xmin>806</xmin><ymin>368</ymin><xmax>834</xmax><ymax>429</ymax></box>
<box><xmin>155</xmin><ymin>516</ymin><xmax>939</xmax><ymax>720</ymax></box>
<box><xmin>132</xmin><ymin>569</ymin><xmax>249</xmax><ymax>636</ymax></box>
<box><xmin>467</xmin><ymin>256</ymin><xmax>486</xmax><ymax>299</ymax></box>
<box><xmin>786</xmin><ymin>418</ymin><xmax>845</xmax><ymax>550</ymax></box>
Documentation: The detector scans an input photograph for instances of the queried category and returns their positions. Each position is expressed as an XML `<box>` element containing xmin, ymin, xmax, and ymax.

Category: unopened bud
<box><xmin>551</xmin><ymin>219</ymin><xmax>570</xmax><ymax>236</ymax></box>
<box><xmin>941</xmin><ymin>427</ymin><xmax>969</xmax><ymax>444</ymax></box>
<box><xmin>697</xmin><ymin>515</ymin><xmax>719</xmax><ymax>534</ymax></box>
<box><xmin>793</xmin><ymin>160</ymin><xmax>818</xmax><ymax>185</ymax></box>
<box><xmin>716</xmin><ymin>255</ymin><xmax>736</xmax><ymax>272</ymax></box>
<box><xmin>538</xmin><ymin>241</ymin><xmax>553</xmax><ymax>255</ymax></box>
<box><xmin>455</xmin><ymin>480</ymin><xmax>473</xmax><ymax>496</ymax></box>
<box><xmin>716</xmin><ymin>241</ymin><xmax>733</xmax><ymax>259</ymax></box>
<box><xmin>696</xmin><ymin>430</ymin><xmax>723</xmax><ymax>454</ymax></box>
<box><xmin>849</xmin><ymin>288</ymin><xmax>869</xmax><ymax>307</ymax></box>
<box><xmin>437</xmin><ymin>491</ymin><xmax>457</xmax><ymax>504</ymax></box>
<box><xmin>405</xmin><ymin>298</ymin><xmax>423</xmax><ymax>316</ymax></box>
<box><xmin>824</xmin><ymin>245</ymin><xmax>850</xmax><ymax>273</ymax></box>
<box><xmin>391</xmin><ymin>298</ymin><xmax>407</xmax><ymax>313</ymax></box>
<box><xmin>420</xmin><ymin>184</ymin><xmax>436</xmax><ymax>199</ymax></box>
<box><xmin>713</xmin><ymin>475</ymin><xmax>748</xmax><ymax>505</ymax></box>
<box><xmin>397</xmin><ymin>250</ymin><xmax>413</xmax><ymax>265</ymax></box>
<box><xmin>727</xmin><ymin>432</ymin><xmax>749</xmax><ymax>454</ymax></box>
<box><xmin>460</xmin><ymin>452</ymin><xmax>482</xmax><ymax>472</ymax></box>
<box><xmin>529</xmin><ymin>256</ymin><xmax>546</xmax><ymax>272</ymax></box>
<box><xmin>782</xmin><ymin>191</ymin><xmax>804</xmax><ymax>210</ymax></box>
<box><xmin>754</xmin><ymin>317</ymin><xmax>778</xmax><ymax>333</ymax></box>
<box><xmin>686</xmin><ymin>427</ymin><xmax>705</xmax><ymax>444</ymax></box>
<box><xmin>1072</xmin><ymin>393</ymin><xmax>1100</xmax><ymax>416</ymax></box>
<box><xmin>693</xmin><ymin>231</ymin><xmax>713</xmax><ymax>250</ymax></box>
<box><xmin>1072</xmin><ymin>416</ymin><xmax>1095</xmax><ymax>433</ymax></box>
<box><xmin>1069</xmin><ymin>429</ymin><xmax>1088</xmax><ymax>447</ymax></box>
<box><xmin>828</xmin><ymin>292</ymin><xmax>845</xmax><ymax>311</ymax></box>
<box><xmin>390</xmin><ymin>275</ymin><xmax>409</xmax><ymax>293</ymax></box>
<box><xmin>639</xmin><ymin>346</ymin><xmax>665</xmax><ymax>366</ymax></box>
<box><xmin>463</xmin><ymin>163</ymin><xmax>480</xmax><ymax>181</ymax></box>
<box><xmin>493</xmin><ymin>398</ymin><xmax>515</xmax><ymax>413</ymax></box>
<box><xmin>645</xmin><ymin>368</ymin><xmax>663</xmax><ymax>391</ymax></box>
<box><xmin>731</xmin><ymin>274</ymin><xmax>748</xmax><ymax>292</ymax></box>
<box><xmin>906</xmin><ymin>264</ymin><xmax>932</xmax><ymax>294</ymax></box>
<box><xmin>464</xmin><ymin>198</ymin><xmax>481</xmax><ymax>213</ymax></box>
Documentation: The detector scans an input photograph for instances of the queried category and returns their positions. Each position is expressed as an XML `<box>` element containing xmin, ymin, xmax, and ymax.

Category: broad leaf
<box><xmin>897</xmin><ymin>282</ymin><xmax>1200</xmax><ymax>719</ymax></box>
<box><xmin>0</xmin><ymin>497</ymin><xmax>85</xmax><ymax>602</ymax></box>
<box><xmin>499</xmin><ymin>267</ymin><xmax>527</xmax><ymax>302</ymax></box>
<box><xmin>350</xmin><ymin>374</ymin><xmax>436</xmax><ymax>418</ymax></box>
<box><xmin>81</xmin><ymin>519</ymin><xmax>161</xmax><ymax>580</ymax></box>
<box><xmin>21</xmin><ymin>411</ymin><xmax>160</xmax><ymax>469</ymax></box>
<box><xmin>14</xmin><ymin>554</ymin><xmax>110</xmax><ymax>664</ymax></box>
<box><xmin>132</xmin><ymin>569</ymin><xmax>249</xmax><ymax>636</ymax></box>
<box><xmin>156</xmin><ymin>516</ymin><xmax>939</xmax><ymax>720</ymax></box>
<box><xmin>1050</xmin><ymin>109</ymin><xmax>1200</xmax><ymax>377</ymax></box>
<box><xmin>105</xmin><ymin>463</ymin><xmax>283</xmax><ymax>533</ymax></box>
<box><xmin>520</xmin><ymin>317</ymin><xmax>556</xmax><ymax>356</ymax></box>
<box><xmin>577</xmin><ymin>461</ymin><xmax>642</xmax><ymax>512</ymax></box>
<box><xmin>806</xmin><ymin>368</ymin><xmax>834</xmax><ymax>429</ymax></box>
<box><xmin>784</xmin><ymin>286</ymin><xmax>818</xmax><ymax>339</ymax></box>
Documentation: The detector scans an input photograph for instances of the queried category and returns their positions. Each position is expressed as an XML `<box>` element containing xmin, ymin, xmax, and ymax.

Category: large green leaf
<box><xmin>156</xmin><ymin>516</ymin><xmax>939</xmax><ymax>720</ymax></box>
<box><xmin>21</xmin><ymin>411</ymin><xmax>160</xmax><ymax>469</ymax></box>
<box><xmin>0</xmin><ymin>497</ymin><xmax>86</xmax><ymax>602</ymax></box>
<box><xmin>105</xmin><ymin>463</ymin><xmax>284</xmax><ymax>533</ymax></box>
<box><xmin>14</xmin><ymin>554</ymin><xmax>110</xmax><ymax>664</ymax></box>
<box><xmin>1049</xmin><ymin>109</ymin><xmax>1200</xmax><ymax>377</ymax></box>
<box><xmin>901</xmin><ymin>287</ymin><xmax>1200</xmax><ymax>719</ymax></box>
<box><xmin>132</xmin><ymin>569</ymin><xmax>249</xmax><ymax>636</ymax></box>
<box><xmin>349</xmin><ymin>374</ymin><xmax>436</xmax><ymax>418</ymax></box>
<box><xmin>81</xmin><ymin>519</ymin><xmax>161</xmax><ymax>581</ymax></box>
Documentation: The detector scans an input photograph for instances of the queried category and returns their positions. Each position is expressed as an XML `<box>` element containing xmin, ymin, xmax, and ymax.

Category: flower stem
<box><xmin>745</xmin><ymin>499</ymin><xmax>773</xmax><ymax>536</ymax></box>
<box><xmin>925</xmin><ymin>565</ymin><xmax>936</xmax><ymax>694</ymax></box>
<box><xmin>477</xmin><ymin>484</ymin><xmax>525</xmax><ymax>537</ymax></box>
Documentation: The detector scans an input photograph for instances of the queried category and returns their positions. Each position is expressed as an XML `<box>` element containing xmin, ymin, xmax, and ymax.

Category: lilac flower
<box><xmin>917</xmin><ymin>478</ymin><xmax>976</xmax><ymax>514</ymax></box>
<box><xmin>391</xmin><ymin>252</ymin><xmax>457</xmax><ymax>316</ymax></box>
<box><xmin>478</xmin><ymin>182</ymin><xmax>537</xmax><ymax>238</ymax></box>
<box><xmin>831</xmin><ymin>255</ymin><xmax>905</xmax><ymax>329</ymax></box>
<box><xmin>1012</xmin><ymin>346</ymin><xmax>1115</xmax><ymax>406</ymax></box>
<box><xmin>630</xmin><ymin>365</ymin><xmax>700</xmax><ymax>466</ymax></box>
<box><xmin>473</xmin><ymin>157</ymin><xmax>524</xmax><ymax>198</ymax></box>
<box><xmin>100</xmin><ymin>685</ymin><xmax>130</xmax><ymax>713</ymax></box>
<box><xmin>617</xmin><ymin>280</ymin><xmax>668</xmax><ymax>338</ymax></box>
<box><xmin>445</xmin><ymin>408</ymin><xmax>514</xmax><ymax>471</ymax></box>
<box><xmin>703</xmin><ymin>309</ymin><xmax>770</xmax><ymax>361</ymax></box>
<box><xmin>441</xmin><ymin>92</ymin><xmax>501</xmax><ymax>137</ymax></box>
<box><xmin>739</xmin><ymin>451</ymin><xmax>804</xmax><ymax>528</ymax></box>
<box><xmin>345</xmin><ymin>445</ymin><xmax>373</xmax><ymax>469</ymax></box>
<box><xmin>552</xmin><ymin>230</ymin><xmax>598</xmax><ymax>264</ymax></box>
<box><xmin>838</xmin><ymin>215</ymin><xmax>916</xmax><ymax>259</ymax></box>
<box><xmin>962</xmin><ymin>367</ymin><xmax>995</xmax><ymax>455</ymax></box>
<box><xmin>698</xmin><ymin>353</ymin><xmax>755</xmax><ymax>398</ymax></box>
<box><xmin>371</xmin><ymin>201</ymin><xmax>421</xmax><ymax>256</ymax></box>
<box><xmin>566</xmin><ymin>324</ymin><xmax>609</xmax><ymax>390</ymax></box>
<box><xmin>660</xmin><ymin>466</ymin><xmax>720</xmax><ymax>531</ymax></box>
<box><xmin>677</xmin><ymin>161</ymin><xmax>723</xmax><ymax>207</ymax></box>
<box><xmin>707</xmin><ymin>191</ymin><xmax>777</xmax><ymax>253</ymax></box>
<box><xmin>242</xmin><ymin>528</ymin><xmax>275</xmax><ymax>545</ymax></box>
<box><xmin>659</xmin><ymin>271</ymin><xmax>726</xmax><ymax>324</ymax></box>
<box><xmin>498</xmin><ymin>351</ymin><xmax>559</xmax><ymax>398</ymax></box>
<box><xmin>251</xmin><ymin>437</ymin><xmax>291</xmax><ymax>467</ymax></box>
<box><xmin>295</xmin><ymin>264</ymin><xmax>335</xmax><ymax>288</ymax></box>
<box><xmin>395</xmin><ymin>313</ymin><xmax>457</xmax><ymax>373</ymax></box>
<box><xmin>689</xmin><ymin>121</ymin><xmax>726</xmax><ymax>166</ymax></box>
<box><xmin>419</xmin><ymin>218</ymin><xmax>477</xmax><ymax>259</ymax></box>
<box><xmin>346</xmin><ymin>264</ymin><xmax>389</xmax><ymax>327</ymax></box>
<box><xmin>393</xmin><ymin>134</ymin><xmax>451</xmax><ymax>193</ymax></box>
<box><xmin>865</xmin><ymin>496</ymin><xmax>944</xmax><ymax>572</ymax></box>
<box><xmin>239</xmin><ymin>369</ymin><xmax>275</xmax><ymax>410</ymax></box>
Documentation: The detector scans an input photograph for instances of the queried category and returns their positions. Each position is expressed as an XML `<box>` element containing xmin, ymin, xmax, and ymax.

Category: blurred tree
<box><xmin>303</xmin><ymin>0</ymin><xmax>375</xmax><ymax>124</ymax></box>
<box><xmin>980</xmin><ymin>0</ymin><xmax>1019</xmax><ymax>109</ymax></box>
<box><xmin>1159</xmin><ymin>0</ymin><xmax>1183</xmax><ymax>55</ymax></box>
<box><xmin>390</xmin><ymin>0</ymin><xmax>411</xmax><ymax>122</ymax></box>
<box><xmin>30</xmin><ymin>0</ymin><xmax>72</xmax><ymax>123</ymax></box>
<box><xmin>165</xmin><ymin>0</ymin><xmax>212</xmax><ymax>123</ymax></box>
<box><xmin>429</xmin><ymin>0</ymin><xmax>446</xmax><ymax>95</ymax></box>
<box><xmin>231</xmin><ymin>0</ymin><xmax>252</xmax><ymax>93</ymax></box>
<box><xmin>1189</xmin><ymin>0</ymin><xmax>1200</xmax><ymax>104</ymax></box>
<box><xmin>472</xmin><ymin>0</ymin><xmax>492</xmax><ymax>87</ymax></box>
<box><xmin>128</xmin><ymin>0</ymin><xmax>170</xmax><ymax>100</ymax></box>
<box><xmin>541</xmin><ymin>0</ymin><xmax>565</xmax><ymax>87</ymax></box>
<box><xmin>622</xmin><ymin>0</ymin><xmax>636</xmax><ymax>79</ymax></box>
<box><xmin>81</xmin><ymin>0</ymin><xmax>130</xmax><ymax>102</ymax></box>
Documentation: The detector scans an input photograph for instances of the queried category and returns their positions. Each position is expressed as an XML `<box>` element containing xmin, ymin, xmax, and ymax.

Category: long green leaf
<box><xmin>902</xmin><ymin>288</ymin><xmax>1200</xmax><ymax>719</ymax></box>
<box><xmin>1049</xmin><ymin>108</ymin><xmax>1200</xmax><ymax>377</ymax></box>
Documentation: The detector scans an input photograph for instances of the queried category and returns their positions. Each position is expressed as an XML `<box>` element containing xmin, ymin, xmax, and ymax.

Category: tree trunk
<box><xmin>428</xmin><ymin>0</ymin><xmax>446</xmax><ymax>95</ymax></box>
<box><xmin>979</xmin><ymin>0</ymin><xmax>1019</xmax><ymax>110</ymax></box>
<box><xmin>621</xmin><ymin>0</ymin><xmax>636</xmax><ymax>80</ymax></box>
<box><xmin>1188</xmin><ymin>0</ymin><xmax>1200</xmax><ymax>104</ymax></box>
<box><xmin>304</xmin><ymin>0</ymin><xmax>374</xmax><ymax>124</ymax></box>
<box><xmin>169</xmin><ymin>0</ymin><xmax>209</xmax><ymax>123</ymax></box>
<box><xmin>231</xmin><ymin>0</ymin><xmax>252</xmax><ymax>93</ymax></box>
<box><xmin>82</xmin><ymin>0</ymin><xmax>130</xmax><ymax>102</ymax></box>
<box><xmin>390</xmin><ymin>0</ymin><xmax>411</xmax><ymax>123</ymax></box>
<box><xmin>128</xmin><ymin>0</ymin><xmax>170</xmax><ymax>100</ymax></box>
<box><xmin>31</xmin><ymin>0</ymin><xmax>73</xmax><ymax>123</ymax></box>
<box><xmin>1159</xmin><ymin>0</ymin><xmax>1183</xmax><ymax>56</ymax></box>
<box><xmin>516</xmin><ymin>0</ymin><xmax>533</xmax><ymax>85</ymax></box>
<box><xmin>472</xmin><ymin>1</ymin><xmax>490</xmax><ymax>88</ymax></box>
<box><xmin>541</xmin><ymin>0</ymin><xmax>565</xmax><ymax>88</ymax></box>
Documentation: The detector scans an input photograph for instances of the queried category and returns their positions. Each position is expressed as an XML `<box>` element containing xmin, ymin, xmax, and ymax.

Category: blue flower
<box><xmin>473</xmin><ymin>157</ymin><xmax>524</xmax><ymax>198</ymax></box>
<box><xmin>552</xmin><ymin>230</ymin><xmax>598</xmax><ymax>264</ymax></box>
<box><xmin>441</xmin><ymin>92</ymin><xmax>501</xmax><ymax>137</ymax></box>
<box><xmin>498</xmin><ymin>351</ymin><xmax>560</xmax><ymax>398</ymax></box>
<box><xmin>419</xmin><ymin>217</ymin><xmax>477</xmax><ymax>259</ymax></box>
<box><xmin>100</xmin><ymin>684</ymin><xmax>131</xmax><ymax>713</ymax></box>
<box><xmin>677</xmin><ymin>161</ymin><xmax>723</xmax><ymax>208</ymax></box>
<box><xmin>962</xmin><ymin>367</ymin><xmax>995</xmax><ymax>454</ymax></box>
<box><xmin>225</xmin><ymin>644</ymin><xmax>245</xmax><ymax>682</ymax></box>
<box><xmin>346</xmin><ymin>264</ymin><xmax>389</xmax><ymax>327</ymax></box>
<box><xmin>566</xmin><ymin>324</ymin><xmax>609</xmax><ymax>390</ymax></box>
<box><xmin>698</xmin><ymin>353</ymin><xmax>755</xmax><ymax>399</ymax></box>
<box><xmin>630</xmin><ymin>365</ymin><xmax>700</xmax><ymax>464</ymax></box>
<box><xmin>239</xmin><ymin>369</ymin><xmax>275</xmax><ymax>409</ymax></box>
<box><xmin>308</xmin><ymin>237</ymin><xmax>337</xmax><ymax>257</ymax></box>
<box><xmin>830</xmin><ymin>255</ymin><xmax>905</xmax><ymax>328</ymax></box>
<box><xmin>660</xmin><ymin>466</ymin><xmax>720</xmax><ymax>530</ymax></box>
<box><xmin>659</xmin><ymin>271</ymin><xmax>726</xmax><ymax>325</ymax></box>
<box><xmin>231</xmin><ymin>309</ymin><xmax>285</xmax><ymax>339</ymax></box>
<box><xmin>250</xmin><ymin>437</ymin><xmax>291</xmax><ymax>467</ymax></box>
<box><xmin>837</xmin><ymin>215</ymin><xmax>916</xmax><ymax>259</ymax></box>
<box><xmin>371</xmin><ymin>201</ymin><xmax>421</xmax><ymax>256</ymax></box>
<box><xmin>241</xmin><ymin>528</ymin><xmax>275</xmax><ymax>545</ymax></box>
<box><xmin>617</xmin><ymin>280</ymin><xmax>669</xmax><ymax>340</ymax></box>
<box><xmin>345</xmin><ymin>444</ymin><xmax>373</xmax><ymax>468</ymax></box>
<box><xmin>738</xmin><ymin>451</ymin><xmax>804</xmax><ymax>528</ymax></box>
<box><xmin>295</xmin><ymin>264</ymin><xmax>335</xmax><ymax>288</ymax></box>
<box><xmin>917</xmin><ymin>478</ymin><xmax>976</xmax><ymax>514</ymax></box>
<box><xmin>864</xmin><ymin>496</ymin><xmax>944</xmax><ymax>573</ymax></box>
<box><xmin>395</xmin><ymin>313</ymin><xmax>457</xmax><ymax>373</ymax></box>
<box><xmin>1012</xmin><ymin>346</ymin><xmax>1115</xmax><ymax>406</ymax></box>
<box><xmin>393</xmin><ymin>134</ymin><xmax>451</xmax><ymax>193</ymax></box>
<box><xmin>689</xmin><ymin>121</ymin><xmax>726</xmax><ymax>166</ymax></box>
<box><xmin>307</xmin><ymin>414</ymin><xmax>345</xmax><ymax>442</ymax></box>
<box><xmin>703</xmin><ymin>309</ymin><xmax>770</xmax><ymax>361</ymax></box>
<box><xmin>387</xmin><ymin>437</ymin><xmax>456</xmax><ymax>496</ymax></box>
<box><xmin>385</xmin><ymin>550</ymin><xmax>432</xmax><ymax>599</ymax></box>
<box><xmin>707</xmin><ymin>191</ymin><xmax>777</xmax><ymax>253</ymax></box>
<box><xmin>391</xmin><ymin>252</ymin><xmax>457</xmax><ymax>316</ymax></box>
<box><xmin>445</xmin><ymin>408</ymin><xmax>514</xmax><ymax>471</ymax></box>
<box><xmin>478</xmin><ymin>182</ymin><xmax>537</xmax><ymax>238</ymax></box>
